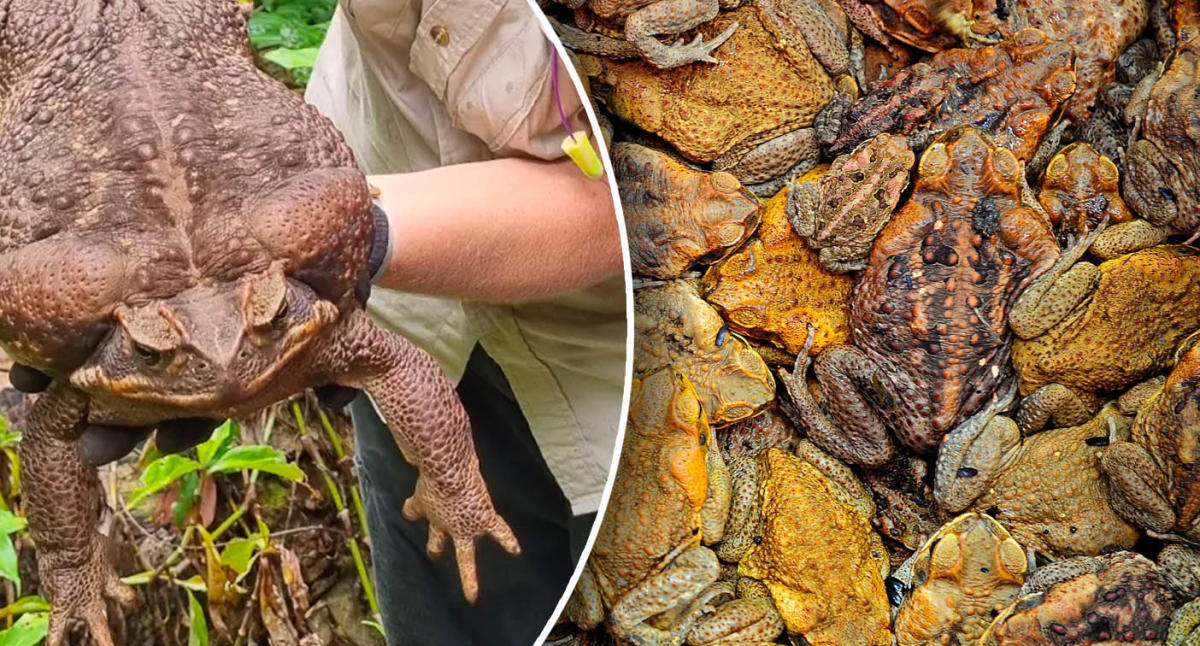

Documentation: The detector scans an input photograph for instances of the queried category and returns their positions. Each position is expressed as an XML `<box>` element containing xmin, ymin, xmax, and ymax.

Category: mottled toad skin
<box><xmin>1104</xmin><ymin>333</ymin><xmax>1200</xmax><ymax>542</ymax></box>
<box><xmin>566</xmin><ymin>370</ymin><xmax>730</xmax><ymax>645</ymax></box>
<box><xmin>859</xmin><ymin>454</ymin><xmax>943</xmax><ymax>560</ymax></box>
<box><xmin>1037</xmin><ymin>143</ymin><xmax>1134</xmax><ymax>248</ymax></box>
<box><xmin>634</xmin><ymin>280</ymin><xmax>776</xmax><ymax>425</ymax></box>
<box><xmin>1010</xmin><ymin>245</ymin><xmax>1200</xmax><ymax>423</ymax></box>
<box><xmin>952</xmin><ymin>0</ymin><xmax>1149</xmax><ymax>120</ymax></box>
<box><xmin>702</xmin><ymin>183</ymin><xmax>854</xmax><ymax>356</ymax></box>
<box><xmin>787</xmin><ymin>132</ymin><xmax>915</xmax><ymax>274</ymax></box>
<box><xmin>0</xmin><ymin>2</ymin><xmax>518</xmax><ymax>642</ymax></box>
<box><xmin>981</xmin><ymin>550</ymin><xmax>1200</xmax><ymax>645</ymax></box>
<box><xmin>936</xmin><ymin>401</ymin><xmax>1140</xmax><ymax>558</ymax></box>
<box><xmin>734</xmin><ymin>448</ymin><xmax>893</xmax><ymax>646</ymax></box>
<box><xmin>717</xmin><ymin>407</ymin><xmax>800</xmax><ymax>459</ymax></box>
<box><xmin>874</xmin><ymin>0</ymin><xmax>960</xmax><ymax>51</ymax></box>
<box><xmin>1123</xmin><ymin>27</ymin><xmax>1200</xmax><ymax>243</ymax></box>
<box><xmin>581</xmin><ymin>6</ymin><xmax>834</xmax><ymax>184</ymax></box>
<box><xmin>551</xmin><ymin>0</ymin><xmax>739</xmax><ymax>69</ymax></box>
<box><xmin>828</xmin><ymin>29</ymin><xmax>1076</xmax><ymax>161</ymax></box>
<box><xmin>617</xmin><ymin>142</ymin><xmax>760</xmax><ymax>279</ymax></box>
<box><xmin>780</xmin><ymin>127</ymin><xmax>1060</xmax><ymax>467</ymax></box>
<box><xmin>894</xmin><ymin>512</ymin><xmax>1028</xmax><ymax>646</ymax></box>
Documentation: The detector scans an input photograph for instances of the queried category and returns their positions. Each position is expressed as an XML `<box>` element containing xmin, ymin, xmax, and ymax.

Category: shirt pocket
<box><xmin>440</xmin><ymin>2</ymin><xmax>564</xmax><ymax>157</ymax></box>
<box><xmin>409</xmin><ymin>0</ymin><xmax>505</xmax><ymax>101</ymax></box>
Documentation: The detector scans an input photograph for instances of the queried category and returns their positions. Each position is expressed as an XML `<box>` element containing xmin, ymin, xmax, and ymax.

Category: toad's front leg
<box><xmin>19</xmin><ymin>384</ymin><xmax>134</xmax><ymax>646</ymax></box>
<box><xmin>322</xmin><ymin>310</ymin><xmax>518</xmax><ymax>603</ymax></box>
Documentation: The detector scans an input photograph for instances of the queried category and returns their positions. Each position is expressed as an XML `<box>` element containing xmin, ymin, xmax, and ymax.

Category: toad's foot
<box><xmin>777</xmin><ymin>325</ymin><xmax>895</xmax><ymax>467</ymax></box>
<box><xmin>686</xmin><ymin>587</ymin><xmax>783</xmax><ymax>645</ymax></box>
<box><xmin>42</xmin><ymin>540</ymin><xmax>136</xmax><ymax>646</ymax></box>
<box><xmin>1009</xmin><ymin>218</ymin><xmax>1108</xmax><ymax>339</ymax></box>
<box><xmin>326</xmin><ymin>311</ymin><xmax>519</xmax><ymax>603</ymax></box>
<box><xmin>649</xmin><ymin>23</ymin><xmax>740</xmax><ymax>67</ymax></box>
<box><xmin>1014</xmin><ymin>383</ymin><xmax>1097</xmax><ymax>434</ymax></box>
<box><xmin>610</xmin><ymin>546</ymin><xmax>721</xmax><ymax>643</ymax></box>
<box><xmin>401</xmin><ymin>468</ymin><xmax>520</xmax><ymax>602</ymax></box>
<box><xmin>626</xmin><ymin>0</ymin><xmax>738</xmax><ymax>69</ymax></box>
<box><xmin>18</xmin><ymin>385</ymin><xmax>135</xmax><ymax>646</ymax></box>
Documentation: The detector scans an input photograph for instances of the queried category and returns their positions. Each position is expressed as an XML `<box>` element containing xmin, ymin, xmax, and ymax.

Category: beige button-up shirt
<box><xmin>305</xmin><ymin>0</ymin><xmax>625</xmax><ymax>514</ymax></box>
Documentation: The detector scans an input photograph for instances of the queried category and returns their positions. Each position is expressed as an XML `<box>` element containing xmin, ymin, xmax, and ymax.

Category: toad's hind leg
<box><xmin>20</xmin><ymin>385</ymin><xmax>134</xmax><ymax>646</ymax></box>
<box><xmin>322</xmin><ymin>310</ymin><xmax>519</xmax><ymax>603</ymax></box>
<box><xmin>777</xmin><ymin>326</ymin><xmax>896</xmax><ymax>467</ymax></box>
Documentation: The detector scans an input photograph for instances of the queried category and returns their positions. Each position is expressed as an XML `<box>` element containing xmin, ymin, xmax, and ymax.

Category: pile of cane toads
<box><xmin>546</xmin><ymin>0</ymin><xmax>1200</xmax><ymax>643</ymax></box>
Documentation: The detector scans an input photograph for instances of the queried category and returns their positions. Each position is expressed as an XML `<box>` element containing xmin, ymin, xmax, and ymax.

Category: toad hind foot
<box><xmin>42</xmin><ymin>542</ymin><xmax>136</xmax><ymax>646</ymax></box>
<box><xmin>648</xmin><ymin>22</ymin><xmax>740</xmax><ymax>67</ymax></box>
<box><xmin>18</xmin><ymin>385</ymin><xmax>135</xmax><ymax>646</ymax></box>
<box><xmin>327</xmin><ymin>311</ymin><xmax>520</xmax><ymax>603</ymax></box>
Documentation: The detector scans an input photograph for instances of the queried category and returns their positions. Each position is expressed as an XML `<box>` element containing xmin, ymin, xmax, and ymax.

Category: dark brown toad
<box><xmin>0</xmin><ymin>2</ymin><xmax>518</xmax><ymax>643</ymax></box>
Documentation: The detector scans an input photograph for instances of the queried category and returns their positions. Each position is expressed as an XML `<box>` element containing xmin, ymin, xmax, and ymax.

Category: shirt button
<box><xmin>430</xmin><ymin>25</ymin><xmax>450</xmax><ymax>46</ymax></box>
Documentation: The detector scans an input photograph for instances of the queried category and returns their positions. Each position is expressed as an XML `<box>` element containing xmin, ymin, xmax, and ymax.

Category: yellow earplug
<box><xmin>562</xmin><ymin>130</ymin><xmax>604</xmax><ymax>180</ymax></box>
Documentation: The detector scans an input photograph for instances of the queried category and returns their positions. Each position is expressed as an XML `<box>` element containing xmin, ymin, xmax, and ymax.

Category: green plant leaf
<box><xmin>0</xmin><ymin>597</ymin><xmax>49</xmax><ymax>617</ymax></box>
<box><xmin>187</xmin><ymin>590</ymin><xmax>209</xmax><ymax>646</ymax></box>
<box><xmin>172</xmin><ymin>471</ymin><xmax>201</xmax><ymax>528</ymax></box>
<box><xmin>220</xmin><ymin>536</ymin><xmax>261</xmax><ymax>577</ymax></box>
<box><xmin>0</xmin><ymin>612</ymin><xmax>47</xmax><ymax>646</ymax></box>
<box><xmin>174</xmin><ymin>575</ymin><xmax>207</xmax><ymax>593</ymax></box>
<box><xmin>196</xmin><ymin>421</ymin><xmax>236</xmax><ymax>467</ymax></box>
<box><xmin>0</xmin><ymin>510</ymin><xmax>25</xmax><ymax>537</ymax></box>
<box><xmin>362</xmin><ymin>620</ymin><xmax>386</xmax><ymax>637</ymax></box>
<box><xmin>121</xmin><ymin>570</ymin><xmax>156</xmax><ymax>586</ymax></box>
<box><xmin>0</xmin><ymin>535</ymin><xmax>19</xmax><ymax>594</ymax></box>
<box><xmin>247</xmin><ymin>11</ymin><xmax>289</xmax><ymax>49</ymax></box>
<box><xmin>207</xmin><ymin>446</ymin><xmax>303</xmax><ymax>482</ymax></box>
<box><xmin>262</xmin><ymin>47</ymin><xmax>320</xmax><ymax>71</ymax></box>
<box><xmin>279</xmin><ymin>22</ymin><xmax>327</xmax><ymax>49</ymax></box>
<box><xmin>129</xmin><ymin>455</ymin><xmax>202</xmax><ymax>507</ymax></box>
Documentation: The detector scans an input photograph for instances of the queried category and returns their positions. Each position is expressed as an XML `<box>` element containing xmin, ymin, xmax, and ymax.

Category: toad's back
<box><xmin>0</xmin><ymin>0</ymin><xmax>372</xmax><ymax>373</ymax></box>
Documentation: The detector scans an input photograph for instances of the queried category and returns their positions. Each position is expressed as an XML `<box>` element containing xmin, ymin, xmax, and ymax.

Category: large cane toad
<box><xmin>981</xmin><ymin>548</ymin><xmax>1200</xmax><ymax>645</ymax></box>
<box><xmin>786</xmin><ymin>132</ymin><xmax>915</xmax><ymax>274</ymax></box>
<box><xmin>617</xmin><ymin>143</ymin><xmax>760</xmax><ymax>279</ymax></box>
<box><xmin>580</xmin><ymin>6</ymin><xmax>838</xmax><ymax>188</ymax></box>
<box><xmin>1010</xmin><ymin>245</ymin><xmax>1200</xmax><ymax>432</ymax></box>
<box><xmin>566</xmin><ymin>370</ymin><xmax>730</xmax><ymax>645</ymax></box>
<box><xmin>702</xmin><ymin>182</ymin><xmax>855</xmax><ymax>356</ymax></box>
<box><xmin>935</xmin><ymin>394</ymin><xmax>1141</xmax><ymax>558</ymax></box>
<box><xmin>937</xmin><ymin>0</ymin><xmax>1149</xmax><ymax>120</ymax></box>
<box><xmin>0</xmin><ymin>2</ymin><xmax>518</xmax><ymax>642</ymax></box>
<box><xmin>779</xmin><ymin>127</ymin><xmax>1060</xmax><ymax>467</ymax></box>
<box><xmin>730</xmin><ymin>448</ymin><xmax>893</xmax><ymax>646</ymax></box>
<box><xmin>635</xmin><ymin>280</ymin><xmax>776</xmax><ymax>425</ymax></box>
<box><xmin>827</xmin><ymin>29</ymin><xmax>1076</xmax><ymax>161</ymax></box>
<box><xmin>549</xmin><ymin>0</ymin><xmax>739</xmax><ymax>69</ymax></box>
<box><xmin>893</xmin><ymin>512</ymin><xmax>1029</xmax><ymax>646</ymax></box>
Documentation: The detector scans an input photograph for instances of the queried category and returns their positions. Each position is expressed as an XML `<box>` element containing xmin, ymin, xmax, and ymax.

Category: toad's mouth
<box><xmin>69</xmin><ymin>304</ymin><xmax>337</xmax><ymax>415</ymax></box>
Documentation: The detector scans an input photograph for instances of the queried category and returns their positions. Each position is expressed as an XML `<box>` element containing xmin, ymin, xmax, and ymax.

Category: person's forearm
<box><xmin>369</xmin><ymin>156</ymin><xmax>623</xmax><ymax>302</ymax></box>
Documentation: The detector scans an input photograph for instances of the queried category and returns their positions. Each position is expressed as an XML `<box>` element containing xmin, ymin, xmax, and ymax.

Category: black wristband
<box><xmin>366</xmin><ymin>201</ymin><xmax>391</xmax><ymax>283</ymax></box>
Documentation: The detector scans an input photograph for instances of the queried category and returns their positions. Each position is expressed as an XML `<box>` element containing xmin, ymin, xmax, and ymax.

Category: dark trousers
<box><xmin>351</xmin><ymin>344</ymin><xmax>596</xmax><ymax>645</ymax></box>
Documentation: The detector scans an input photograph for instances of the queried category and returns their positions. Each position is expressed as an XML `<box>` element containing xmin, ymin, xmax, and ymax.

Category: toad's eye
<box><xmin>133</xmin><ymin>343</ymin><xmax>165</xmax><ymax>368</ymax></box>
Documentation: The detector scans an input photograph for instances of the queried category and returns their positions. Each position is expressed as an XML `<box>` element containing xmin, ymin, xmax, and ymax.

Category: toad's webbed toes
<box><xmin>42</xmin><ymin>541</ymin><xmax>135</xmax><ymax>646</ymax></box>
<box><xmin>404</xmin><ymin>473</ymin><xmax>521</xmax><ymax>604</ymax></box>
